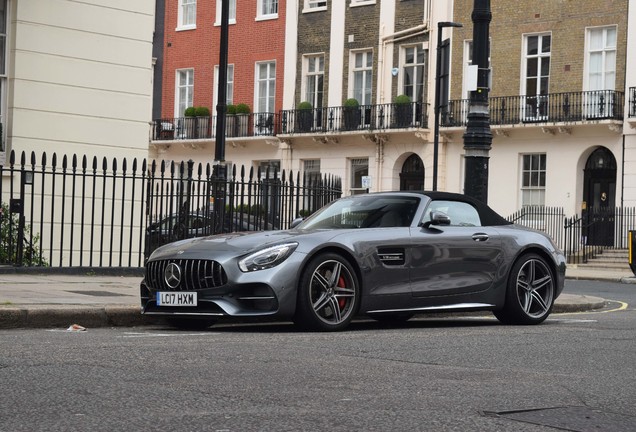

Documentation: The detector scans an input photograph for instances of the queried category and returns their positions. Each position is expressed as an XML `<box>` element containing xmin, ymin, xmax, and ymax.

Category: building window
<box><xmin>401</xmin><ymin>45</ymin><xmax>427</xmax><ymax>103</ymax></box>
<box><xmin>258</xmin><ymin>0</ymin><xmax>278</xmax><ymax>19</ymax></box>
<box><xmin>350</xmin><ymin>158</ymin><xmax>369</xmax><ymax>195</ymax></box>
<box><xmin>214</xmin><ymin>64</ymin><xmax>234</xmax><ymax>108</ymax></box>
<box><xmin>175</xmin><ymin>69</ymin><xmax>194</xmax><ymax>117</ymax></box>
<box><xmin>304</xmin><ymin>0</ymin><xmax>327</xmax><ymax>12</ymax></box>
<box><xmin>178</xmin><ymin>0</ymin><xmax>196</xmax><ymax>30</ymax></box>
<box><xmin>351</xmin><ymin>50</ymin><xmax>373</xmax><ymax>105</ymax></box>
<box><xmin>255</xmin><ymin>61</ymin><xmax>276</xmax><ymax>113</ymax></box>
<box><xmin>216</xmin><ymin>0</ymin><xmax>236</xmax><ymax>25</ymax></box>
<box><xmin>523</xmin><ymin>33</ymin><xmax>551</xmax><ymax>121</ymax></box>
<box><xmin>585</xmin><ymin>26</ymin><xmax>616</xmax><ymax>118</ymax></box>
<box><xmin>304</xmin><ymin>55</ymin><xmax>324</xmax><ymax>108</ymax></box>
<box><xmin>521</xmin><ymin>154</ymin><xmax>546</xmax><ymax>207</ymax></box>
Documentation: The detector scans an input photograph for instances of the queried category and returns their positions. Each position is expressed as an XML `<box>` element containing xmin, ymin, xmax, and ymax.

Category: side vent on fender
<box><xmin>377</xmin><ymin>248</ymin><xmax>405</xmax><ymax>266</ymax></box>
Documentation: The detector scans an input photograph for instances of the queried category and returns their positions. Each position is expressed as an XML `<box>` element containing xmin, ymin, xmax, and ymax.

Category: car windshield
<box><xmin>298</xmin><ymin>195</ymin><xmax>420</xmax><ymax>229</ymax></box>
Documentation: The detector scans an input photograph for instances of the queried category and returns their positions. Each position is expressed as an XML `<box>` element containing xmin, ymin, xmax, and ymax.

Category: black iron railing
<box><xmin>0</xmin><ymin>150</ymin><xmax>341</xmax><ymax>268</ymax></box>
<box><xmin>562</xmin><ymin>207</ymin><xmax>636</xmax><ymax>264</ymax></box>
<box><xmin>443</xmin><ymin>90</ymin><xmax>625</xmax><ymax>127</ymax></box>
<box><xmin>507</xmin><ymin>206</ymin><xmax>565</xmax><ymax>248</ymax></box>
<box><xmin>629</xmin><ymin>87</ymin><xmax>636</xmax><ymax>118</ymax></box>
<box><xmin>152</xmin><ymin>112</ymin><xmax>278</xmax><ymax>141</ymax></box>
<box><xmin>278</xmin><ymin>102</ymin><xmax>429</xmax><ymax>134</ymax></box>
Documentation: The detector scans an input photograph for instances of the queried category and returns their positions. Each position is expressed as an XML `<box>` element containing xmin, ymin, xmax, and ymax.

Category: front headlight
<box><xmin>238</xmin><ymin>242</ymin><xmax>298</xmax><ymax>272</ymax></box>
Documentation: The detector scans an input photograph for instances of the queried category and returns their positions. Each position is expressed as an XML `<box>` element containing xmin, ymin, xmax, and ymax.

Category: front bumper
<box><xmin>140</xmin><ymin>252</ymin><xmax>305</xmax><ymax>318</ymax></box>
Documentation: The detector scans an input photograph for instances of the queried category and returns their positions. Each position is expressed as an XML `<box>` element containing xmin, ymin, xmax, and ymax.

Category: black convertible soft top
<box><xmin>420</xmin><ymin>191</ymin><xmax>512</xmax><ymax>226</ymax></box>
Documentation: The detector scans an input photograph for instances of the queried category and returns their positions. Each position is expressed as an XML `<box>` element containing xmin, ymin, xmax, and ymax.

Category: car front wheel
<box><xmin>494</xmin><ymin>253</ymin><xmax>555</xmax><ymax>325</ymax></box>
<box><xmin>295</xmin><ymin>253</ymin><xmax>359</xmax><ymax>331</ymax></box>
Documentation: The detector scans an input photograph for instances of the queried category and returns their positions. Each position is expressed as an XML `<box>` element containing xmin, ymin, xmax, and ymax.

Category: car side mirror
<box><xmin>421</xmin><ymin>211</ymin><xmax>451</xmax><ymax>229</ymax></box>
<box><xmin>290</xmin><ymin>217</ymin><xmax>304</xmax><ymax>229</ymax></box>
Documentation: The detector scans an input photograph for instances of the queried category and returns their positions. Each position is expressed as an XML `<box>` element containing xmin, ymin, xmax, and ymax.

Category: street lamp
<box><xmin>433</xmin><ymin>21</ymin><xmax>462</xmax><ymax>191</ymax></box>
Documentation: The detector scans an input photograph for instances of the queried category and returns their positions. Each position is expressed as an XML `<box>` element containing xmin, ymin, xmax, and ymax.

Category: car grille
<box><xmin>146</xmin><ymin>259</ymin><xmax>228</xmax><ymax>291</ymax></box>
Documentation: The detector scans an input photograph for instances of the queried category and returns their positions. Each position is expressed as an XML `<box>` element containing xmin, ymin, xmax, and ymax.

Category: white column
<box><xmin>327</xmin><ymin>0</ymin><xmax>346</xmax><ymax>106</ymax></box>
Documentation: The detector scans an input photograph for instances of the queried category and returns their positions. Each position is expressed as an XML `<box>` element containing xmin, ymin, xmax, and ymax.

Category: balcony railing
<box><xmin>151</xmin><ymin>102</ymin><xmax>430</xmax><ymax>141</ymax></box>
<box><xmin>152</xmin><ymin>112</ymin><xmax>278</xmax><ymax>141</ymax></box>
<box><xmin>629</xmin><ymin>87</ymin><xmax>636</xmax><ymax>118</ymax></box>
<box><xmin>277</xmin><ymin>102</ymin><xmax>429</xmax><ymax>134</ymax></box>
<box><xmin>442</xmin><ymin>90</ymin><xmax>624</xmax><ymax>128</ymax></box>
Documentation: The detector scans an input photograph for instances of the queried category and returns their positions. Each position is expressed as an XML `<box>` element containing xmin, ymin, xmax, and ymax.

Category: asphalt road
<box><xmin>1</xmin><ymin>280</ymin><xmax>634</xmax><ymax>432</ymax></box>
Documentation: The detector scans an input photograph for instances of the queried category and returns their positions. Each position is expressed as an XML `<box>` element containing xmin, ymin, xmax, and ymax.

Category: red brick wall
<box><xmin>161</xmin><ymin>0</ymin><xmax>287</xmax><ymax>118</ymax></box>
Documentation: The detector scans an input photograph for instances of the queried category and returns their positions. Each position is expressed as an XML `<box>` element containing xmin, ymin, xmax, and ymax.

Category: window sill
<box><xmin>350</xmin><ymin>0</ymin><xmax>376</xmax><ymax>7</ymax></box>
<box><xmin>214</xmin><ymin>19</ymin><xmax>237</xmax><ymax>26</ymax></box>
<box><xmin>302</xmin><ymin>7</ymin><xmax>327</xmax><ymax>13</ymax></box>
<box><xmin>175</xmin><ymin>25</ymin><xmax>196</xmax><ymax>32</ymax></box>
<box><xmin>255</xmin><ymin>14</ymin><xmax>278</xmax><ymax>22</ymax></box>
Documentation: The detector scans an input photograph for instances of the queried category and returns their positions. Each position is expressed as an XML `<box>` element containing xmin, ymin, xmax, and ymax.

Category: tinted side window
<box><xmin>423</xmin><ymin>200</ymin><xmax>482</xmax><ymax>227</ymax></box>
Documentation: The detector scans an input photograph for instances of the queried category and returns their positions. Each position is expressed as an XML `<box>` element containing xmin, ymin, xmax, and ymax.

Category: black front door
<box><xmin>583</xmin><ymin>148</ymin><xmax>616</xmax><ymax>246</ymax></box>
<box><xmin>399</xmin><ymin>154</ymin><xmax>424</xmax><ymax>191</ymax></box>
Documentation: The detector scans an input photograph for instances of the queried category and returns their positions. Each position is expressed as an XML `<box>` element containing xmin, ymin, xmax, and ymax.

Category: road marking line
<box><xmin>120</xmin><ymin>332</ymin><xmax>219</xmax><ymax>338</ymax></box>
<box><xmin>558</xmin><ymin>300</ymin><xmax>628</xmax><ymax>315</ymax></box>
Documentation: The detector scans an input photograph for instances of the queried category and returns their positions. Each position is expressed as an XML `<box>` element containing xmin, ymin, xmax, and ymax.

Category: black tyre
<box><xmin>165</xmin><ymin>317</ymin><xmax>216</xmax><ymax>330</ymax></box>
<box><xmin>295</xmin><ymin>253</ymin><xmax>360</xmax><ymax>331</ymax></box>
<box><xmin>494</xmin><ymin>253</ymin><xmax>555</xmax><ymax>325</ymax></box>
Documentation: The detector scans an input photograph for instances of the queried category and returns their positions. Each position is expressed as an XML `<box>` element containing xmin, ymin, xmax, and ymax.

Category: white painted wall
<box><xmin>5</xmin><ymin>0</ymin><xmax>155</xmax><ymax>161</ymax></box>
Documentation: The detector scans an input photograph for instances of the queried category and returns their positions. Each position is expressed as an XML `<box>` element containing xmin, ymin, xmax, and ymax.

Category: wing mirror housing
<box><xmin>290</xmin><ymin>217</ymin><xmax>304</xmax><ymax>229</ymax></box>
<box><xmin>421</xmin><ymin>211</ymin><xmax>451</xmax><ymax>229</ymax></box>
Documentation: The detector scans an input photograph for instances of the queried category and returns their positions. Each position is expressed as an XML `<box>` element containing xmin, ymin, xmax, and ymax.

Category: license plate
<box><xmin>156</xmin><ymin>292</ymin><xmax>197</xmax><ymax>306</ymax></box>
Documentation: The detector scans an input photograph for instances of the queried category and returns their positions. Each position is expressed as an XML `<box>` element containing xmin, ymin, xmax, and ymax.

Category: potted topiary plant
<box><xmin>394</xmin><ymin>94</ymin><xmax>413</xmax><ymax>127</ymax></box>
<box><xmin>225</xmin><ymin>104</ymin><xmax>237</xmax><ymax>137</ymax></box>
<box><xmin>194</xmin><ymin>106</ymin><xmax>211</xmax><ymax>138</ymax></box>
<box><xmin>235</xmin><ymin>103</ymin><xmax>251</xmax><ymax>137</ymax></box>
<box><xmin>296</xmin><ymin>101</ymin><xmax>313</xmax><ymax>133</ymax></box>
<box><xmin>343</xmin><ymin>98</ymin><xmax>360</xmax><ymax>131</ymax></box>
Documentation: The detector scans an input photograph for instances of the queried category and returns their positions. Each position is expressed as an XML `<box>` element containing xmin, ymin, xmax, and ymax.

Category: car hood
<box><xmin>148</xmin><ymin>229</ymin><xmax>339</xmax><ymax>260</ymax></box>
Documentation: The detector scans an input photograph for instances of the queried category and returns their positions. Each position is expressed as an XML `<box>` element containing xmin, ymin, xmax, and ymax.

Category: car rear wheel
<box><xmin>494</xmin><ymin>253</ymin><xmax>555</xmax><ymax>325</ymax></box>
<box><xmin>295</xmin><ymin>253</ymin><xmax>359</xmax><ymax>331</ymax></box>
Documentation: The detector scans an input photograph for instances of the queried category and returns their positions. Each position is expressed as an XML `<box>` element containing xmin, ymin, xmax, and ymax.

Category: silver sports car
<box><xmin>140</xmin><ymin>192</ymin><xmax>566</xmax><ymax>331</ymax></box>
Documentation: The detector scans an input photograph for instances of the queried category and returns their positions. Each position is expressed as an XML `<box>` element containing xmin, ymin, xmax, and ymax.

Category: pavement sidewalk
<box><xmin>0</xmin><ymin>266</ymin><xmax>634</xmax><ymax>329</ymax></box>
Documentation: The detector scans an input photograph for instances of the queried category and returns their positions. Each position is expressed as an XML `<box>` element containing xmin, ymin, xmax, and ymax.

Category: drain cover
<box><xmin>65</xmin><ymin>290</ymin><xmax>129</xmax><ymax>297</ymax></box>
<box><xmin>486</xmin><ymin>406</ymin><xmax>636</xmax><ymax>432</ymax></box>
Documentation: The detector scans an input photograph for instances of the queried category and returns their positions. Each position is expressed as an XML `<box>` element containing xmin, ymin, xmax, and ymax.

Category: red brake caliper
<box><xmin>337</xmin><ymin>276</ymin><xmax>346</xmax><ymax>309</ymax></box>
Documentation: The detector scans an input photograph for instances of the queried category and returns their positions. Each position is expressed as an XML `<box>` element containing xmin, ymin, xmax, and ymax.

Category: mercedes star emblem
<box><xmin>164</xmin><ymin>262</ymin><xmax>182</xmax><ymax>289</ymax></box>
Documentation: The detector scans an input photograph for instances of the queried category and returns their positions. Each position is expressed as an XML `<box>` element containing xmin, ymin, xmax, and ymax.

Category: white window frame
<box><xmin>257</xmin><ymin>0</ymin><xmax>278</xmax><ymax>20</ymax></box>
<box><xmin>399</xmin><ymin>44</ymin><xmax>427</xmax><ymax>103</ymax></box>
<box><xmin>521</xmin><ymin>33</ymin><xmax>551</xmax><ymax>121</ymax></box>
<box><xmin>584</xmin><ymin>25</ymin><xmax>617</xmax><ymax>118</ymax></box>
<box><xmin>215</xmin><ymin>0</ymin><xmax>236</xmax><ymax>25</ymax></box>
<box><xmin>303</xmin><ymin>0</ymin><xmax>327</xmax><ymax>13</ymax></box>
<box><xmin>175</xmin><ymin>69</ymin><xmax>194</xmax><ymax>117</ymax></box>
<box><xmin>349</xmin><ymin>158</ymin><xmax>369</xmax><ymax>195</ymax></box>
<box><xmin>349</xmin><ymin>49</ymin><xmax>373</xmax><ymax>105</ymax></box>
<box><xmin>520</xmin><ymin>153</ymin><xmax>546</xmax><ymax>208</ymax></box>
<box><xmin>255</xmin><ymin>61</ymin><xmax>276</xmax><ymax>114</ymax></box>
<box><xmin>302</xmin><ymin>54</ymin><xmax>324</xmax><ymax>108</ymax></box>
<box><xmin>213</xmin><ymin>64</ymin><xmax>235</xmax><ymax>109</ymax></box>
<box><xmin>177</xmin><ymin>0</ymin><xmax>196</xmax><ymax>31</ymax></box>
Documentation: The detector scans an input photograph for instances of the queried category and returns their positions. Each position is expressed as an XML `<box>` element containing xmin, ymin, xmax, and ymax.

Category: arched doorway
<box><xmin>400</xmin><ymin>154</ymin><xmax>424</xmax><ymax>191</ymax></box>
<box><xmin>583</xmin><ymin>147</ymin><xmax>616</xmax><ymax>246</ymax></box>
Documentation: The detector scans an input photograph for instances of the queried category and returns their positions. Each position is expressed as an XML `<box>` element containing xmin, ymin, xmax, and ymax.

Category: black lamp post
<box><xmin>462</xmin><ymin>0</ymin><xmax>492</xmax><ymax>203</ymax></box>
<box><xmin>433</xmin><ymin>21</ymin><xmax>462</xmax><ymax>191</ymax></box>
<box><xmin>212</xmin><ymin>0</ymin><xmax>230</xmax><ymax>232</ymax></box>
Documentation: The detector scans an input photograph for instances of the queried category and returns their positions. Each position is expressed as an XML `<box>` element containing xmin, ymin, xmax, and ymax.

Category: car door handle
<box><xmin>472</xmin><ymin>233</ymin><xmax>489</xmax><ymax>242</ymax></box>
